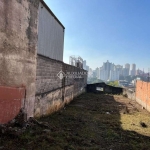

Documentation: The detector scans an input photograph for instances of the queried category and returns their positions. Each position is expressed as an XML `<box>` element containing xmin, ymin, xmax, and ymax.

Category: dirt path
<box><xmin>1</xmin><ymin>93</ymin><xmax>150</xmax><ymax>150</ymax></box>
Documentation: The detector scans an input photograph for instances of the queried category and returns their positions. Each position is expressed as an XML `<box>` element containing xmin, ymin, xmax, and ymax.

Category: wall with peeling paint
<box><xmin>0</xmin><ymin>86</ymin><xmax>25</xmax><ymax>124</ymax></box>
<box><xmin>0</xmin><ymin>0</ymin><xmax>40</xmax><ymax>121</ymax></box>
<box><xmin>0</xmin><ymin>0</ymin><xmax>87</xmax><ymax>123</ymax></box>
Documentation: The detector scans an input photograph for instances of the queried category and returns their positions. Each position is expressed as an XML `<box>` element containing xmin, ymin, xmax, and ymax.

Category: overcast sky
<box><xmin>44</xmin><ymin>0</ymin><xmax>150</xmax><ymax>71</ymax></box>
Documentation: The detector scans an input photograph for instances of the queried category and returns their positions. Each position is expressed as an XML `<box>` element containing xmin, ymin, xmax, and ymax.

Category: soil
<box><xmin>1</xmin><ymin>93</ymin><xmax>150</xmax><ymax>150</ymax></box>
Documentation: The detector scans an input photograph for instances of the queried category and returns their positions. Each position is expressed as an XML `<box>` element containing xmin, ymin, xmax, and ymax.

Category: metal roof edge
<box><xmin>40</xmin><ymin>0</ymin><xmax>65</xmax><ymax>29</ymax></box>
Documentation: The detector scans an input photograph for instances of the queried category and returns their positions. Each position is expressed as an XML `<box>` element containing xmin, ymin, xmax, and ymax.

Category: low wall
<box><xmin>87</xmin><ymin>83</ymin><xmax>123</xmax><ymax>94</ymax></box>
<box><xmin>35</xmin><ymin>55</ymin><xmax>87</xmax><ymax>117</ymax></box>
<box><xmin>123</xmin><ymin>88</ymin><xmax>135</xmax><ymax>100</ymax></box>
<box><xmin>136</xmin><ymin>80</ymin><xmax>150</xmax><ymax>111</ymax></box>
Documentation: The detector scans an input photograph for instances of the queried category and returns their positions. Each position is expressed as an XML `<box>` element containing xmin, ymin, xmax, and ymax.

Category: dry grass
<box><xmin>112</xmin><ymin>95</ymin><xmax>150</xmax><ymax>136</ymax></box>
<box><xmin>1</xmin><ymin>93</ymin><xmax>150</xmax><ymax>150</ymax></box>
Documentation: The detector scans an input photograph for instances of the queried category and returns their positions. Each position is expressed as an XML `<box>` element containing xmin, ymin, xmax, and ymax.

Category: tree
<box><xmin>107</xmin><ymin>81</ymin><xmax>119</xmax><ymax>87</ymax></box>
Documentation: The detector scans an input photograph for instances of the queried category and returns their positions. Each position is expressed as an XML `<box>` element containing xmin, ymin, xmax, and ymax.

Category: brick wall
<box><xmin>136</xmin><ymin>80</ymin><xmax>150</xmax><ymax>111</ymax></box>
<box><xmin>35</xmin><ymin>55</ymin><xmax>87</xmax><ymax>117</ymax></box>
<box><xmin>36</xmin><ymin>55</ymin><xmax>63</xmax><ymax>95</ymax></box>
<box><xmin>64</xmin><ymin>63</ymin><xmax>87</xmax><ymax>97</ymax></box>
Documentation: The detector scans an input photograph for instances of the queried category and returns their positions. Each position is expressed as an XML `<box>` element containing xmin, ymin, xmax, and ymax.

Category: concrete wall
<box><xmin>34</xmin><ymin>55</ymin><xmax>87</xmax><ymax>117</ymax></box>
<box><xmin>0</xmin><ymin>0</ymin><xmax>87</xmax><ymax>123</ymax></box>
<box><xmin>123</xmin><ymin>88</ymin><xmax>135</xmax><ymax>100</ymax></box>
<box><xmin>136</xmin><ymin>80</ymin><xmax>150</xmax><ymax>111</ymax></box>
<box><xmin>87</xmin><ymin>83</ymin><xmax>123</xmax><ymax>94</ymax></box>
<box><xmin>0</xmin><ymin>0</ymin><xmax>40</xmax><ymax>121</ymax></box>
<box><xmin>0</xmin><ymin>86</ymin><xmax>25</xmax><ymax>124</ymax></box>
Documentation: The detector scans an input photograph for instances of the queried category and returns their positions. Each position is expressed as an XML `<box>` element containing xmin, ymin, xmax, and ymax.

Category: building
<box><xmin>88</xmin><ymin>68</ymin><xmax>93</xmax><ymax>77</ymax></box>
<box><xmin>92</xmin><ymin>70</ymin><xmax>97</xmax><ymax>78</ymax></box>
<box><xmin>99</xmin><ymin>61</ymin><xmax>121</xmax><ymax>81</ymax></box>
<box><xmin>83</xmin><ymin>60</ymin><xmax>86</xmax><ymax>70</ymax></box>
<box><xmin>116</xmin><ymin>65</ymin><xmax>123</xmax><ymax>76</ymax></box>
<box><xmin>99</xmin><ymin>60</ymin><xmax>113</xmax><ymax>81</ymax></box>
<box><xmin>122</xmin><ymin>68</ymin><xmax>129</xmax><ymax>77</ymax></box>
<box><xmin>125</xmin><ymin>63</ymin><xmax>130</xmax><ymax>76</ymax></box>
<box><xmin>69</xmin><ymin>56</ymin><xmax>83</xmax><ymax>69</ymax></box>
<box><xmin>103</xmin><ymin>60</ymin><xmax>113</xmax><ymax>80</ymax></box>
<box><xmin>109</xmin><ymin>68</ymin><xmax>120</xmax><ymax>81</ymax></box>
<box><xmin>118</xmin><ymin>80</ymin><xmax>129</xmax><ymax>87</ymax></box>
<box><xmin>86</xmin><ymin>65</ymin><xmax>90</xmax><ymax>72</ymax></box>
<box><xmin>0</xmin><ymin>0</ymin><xmax>87</xmax><ymax>124</ymax></box>
<box><xmin>125</xmin><ymin>63</ymin><xmax>130</xmax><ymax>69</ymax></box>
<box><xmin>130</xmin><ymin>64</ymin><xmax>136</xmax><ymax>76</ymax></box>
<box><xmin>96</xmin><ymin>67</ymin><xmax>100</xmax><ymax>79</ymax></box>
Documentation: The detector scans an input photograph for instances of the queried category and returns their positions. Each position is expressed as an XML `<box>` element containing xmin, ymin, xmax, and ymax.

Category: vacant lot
<box><xmin>1</xmin><ymin>93</ymin><xmax>150</xmax><ymax>150</ymax></box>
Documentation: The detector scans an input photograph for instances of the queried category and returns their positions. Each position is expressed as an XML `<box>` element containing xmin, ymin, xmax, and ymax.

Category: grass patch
<box><xmin>1</xmin><ymin>93</ymin><xmax>150</xmax><ymax>149</ymax></box>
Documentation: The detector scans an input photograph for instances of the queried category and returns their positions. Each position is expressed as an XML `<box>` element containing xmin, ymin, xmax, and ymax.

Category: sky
<box><xmin>44</xmin><ymin>0</ymin><xmax>150</xmax><ymax>71</ymax></box>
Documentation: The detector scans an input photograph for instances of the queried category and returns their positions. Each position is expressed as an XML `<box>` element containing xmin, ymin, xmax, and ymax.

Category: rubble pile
<box><xmin>0</xmin><ymin>109</ymin><xmax>50</xmax><ymax>137</ymax></box>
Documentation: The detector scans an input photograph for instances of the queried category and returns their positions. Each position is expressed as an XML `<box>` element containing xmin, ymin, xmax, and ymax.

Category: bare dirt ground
<box><xmin>1</xmin><ymin>93</ymin><xmax>150</xmax><ymax>150</ymax></box>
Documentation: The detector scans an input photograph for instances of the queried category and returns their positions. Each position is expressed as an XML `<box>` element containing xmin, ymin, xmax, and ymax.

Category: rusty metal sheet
<box><xmin>0</xmin><ymin>86</ymin><xmax>25</xmax><ymax>124</ymax></box>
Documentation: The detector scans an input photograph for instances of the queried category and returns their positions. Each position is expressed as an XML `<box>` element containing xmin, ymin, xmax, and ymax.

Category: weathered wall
<box><xmin>123</xmin><ymin>88</ymin><xmax>135</xmax><ymax>100</ymax></box>
<box><xmin>0</xmin><ymin>0</ymin><xmax>87</xmax><ymax>123</ymax></box>
<box><xmin>36</xmin><ymin>55</ymin><xmax>63</xmax><ymax>95</ymax></box>
<box><xmin>35</xmin><ymin>55</ymin><xmax>87</xmax><ymax>117</ymax></box>
<box><xmin>0</xmin><ymin>86</ymin><xmax>25</xmax><ymax>124</ymax></box>
<box><xmin>0</xmin><ymin>0</ymin><xmax>40</xmax><ymax>121</ymax></box>
<box><xmin>136</xmin><ymin>80</ymin><xmax>150</xmax><ymax>111</ymax></box>
<box><xmin>87</xmin><ymin>83</ymin><xmax>123</xmax><ymax>94</ymax></box>
<box><xmin>64</xmin><ymin>63</ymin><xmax>87</xmax><ymax>97</ymax></box>
<box><xmin>35</xmin><ymin>1</ymin><xmax>83</xmax><ymax>117</ymax></box>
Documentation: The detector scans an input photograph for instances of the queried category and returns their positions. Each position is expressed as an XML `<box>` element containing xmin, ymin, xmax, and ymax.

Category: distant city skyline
<box><xmin>86</xmin><ymin>60</ymin><xmax>149</xmax><ymax>82</ymax></box>
<box><xmin>77</xmin><ymin>58</ymin><xmax>149</xmax><ymax>72</ymax></box>
<box><xmin>44</xmin><ymin>0</ymin><xmax>150</xmax><ymax>71</ymax></box>
<box><xmin>86</xmin><ymin>61</ymin><xmax>149</xmax><ymax>73</ymax></box>
<box><xmin>87</xmin><ymin>61</ymin><xmax>149</xmax><ymax>72</ymax></box>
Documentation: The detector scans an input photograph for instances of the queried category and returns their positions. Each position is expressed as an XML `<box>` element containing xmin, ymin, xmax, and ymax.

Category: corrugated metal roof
<box><xmin>37</xmin><ymin>1</ymin><xmax>64</xmax><ymax>62</ymax></box>
<box><xmin>40</xmin><ymin>0</ymin><xmax>65</xmax><ymax>29</ymax></box>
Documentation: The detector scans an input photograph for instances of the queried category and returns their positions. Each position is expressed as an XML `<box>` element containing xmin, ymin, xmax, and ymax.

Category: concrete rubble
<box><xmin>0</xmin><ymin>109</ymin><xmax>50</xmax><ymax>137</ymax></box>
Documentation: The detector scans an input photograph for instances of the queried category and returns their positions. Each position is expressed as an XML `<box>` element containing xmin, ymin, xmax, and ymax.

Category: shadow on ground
<box><xmin>1</xmin><ymin>93</ymin><xmax>150</xmax><ymax>150</ymax></box>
